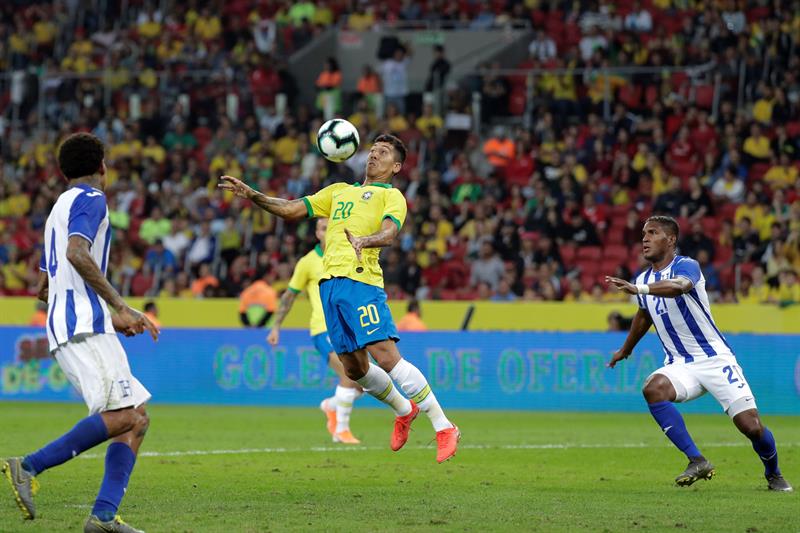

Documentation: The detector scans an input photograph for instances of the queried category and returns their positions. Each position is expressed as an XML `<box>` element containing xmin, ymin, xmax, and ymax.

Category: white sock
<box><xmin>389</xmin><ymin>359</ymin><xmax>453</xmax><ymax>432</ymax></box>
<box><xmin>322</xmin><ymin>396</ymin><xmax>337</xmax><ymax>411</ymax></box>
<box><xmin>356</xmin><ymin>364</ymin><xmax>412</xmax><ymax>416</ymax></box>
<box><xmin>334</xmin><ymin>385</ymin><xmax>361</xmax><ymax>433</ymax></box>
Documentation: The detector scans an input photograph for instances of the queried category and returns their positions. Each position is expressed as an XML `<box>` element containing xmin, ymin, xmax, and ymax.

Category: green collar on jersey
<box><xmin>355</xmin><ymin>181</ymin><xmax>392</xmax><ymax>188</ymax></box>
<box><xmin>314</xmin><ymin>244</ymin><xmax>323</xmax><ymax>257</ymax></box>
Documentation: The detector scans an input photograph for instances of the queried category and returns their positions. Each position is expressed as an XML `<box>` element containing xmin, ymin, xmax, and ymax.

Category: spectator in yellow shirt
<box><xmin>734</xmin><ymin>191</ymin><xmax>768</xmax><ymax>237</ymax></box>
<box><xmin>752</xmin><ymin>83</ymin><xmax>773</xmax><ymax>125</ymax></box>
<box><xmin>742</xmin><ymin>123</ymin><xmax>771</xmax><ymax>163</ymax></box>
<box><xmin>771</xmin><ymin>269</ymin><xmax>800</xmax><ymax>305</ymax></box>
<box><xmin>764</xmin><ymin>152</ymin><xmax>798</xmax><ymax>191</ymax></box>
<box><xmin>0</xmin><ymin>182</ymin><xmax>31</xmax><ymax>217</ymax></box>
<box><xmin>416</xmin><ymin>103</ymin><xmax>443</xmax><ymax>138</ymax></box>
<box><xmin>109</xmin><ymin>130</ymin><xmax>143</xmax><ymax>161</ymax></box>
<box><xmin>274</xmin><ymin>127</ymin><xmax>300</xmax><ymax>164</ymax></box>
<box><xmin>1</xmin><ymin>247</ymin><xmax>29</xmax><ymax>293</ymax></box>
<box><xmin>137</xmin><ymin>7</ymin><xmax>162</xmax><ymax>39</ymax></box>
<box><xmin>348</xmin><ymin>5</ymin><xmax>375</xmax><ymax>30</ymax></box>
<box><xmin>194</xmin><ymin>8</ymin><xmax>222</xmax><ymax>41</ymax></box>
<box><xmin>33</xmin><ymin>18</ymin><xmax>57</xmax><ymax>50</ymax></box>
<box><xmin>386</xmin><ymin>104</ymin><xmax>409</xmax><ymax>134</ymax></box>
<box><xmin>142</xmin><ymin>136</ymin><xmax>167</xmax><ymax>164</ymax></box>
<box><xmin>312</xmin><ymin>2</ymin><xmax>334</xmax><ymax>26</ymax></box>
<box><xmin>738</xmin><ymin>266</ymin><xmax>772</xmax><ymax>304</ymax></box>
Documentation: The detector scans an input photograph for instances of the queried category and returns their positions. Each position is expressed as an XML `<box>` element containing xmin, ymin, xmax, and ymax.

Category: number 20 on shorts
<box><xmin>358</xmin><ymin>304</ymin><xmax>380</xmax><ymax>327</ymax></box>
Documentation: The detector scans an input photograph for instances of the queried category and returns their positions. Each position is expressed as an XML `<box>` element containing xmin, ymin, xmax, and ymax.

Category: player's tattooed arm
<box><xmin>272</xmin><ymin>290</ymin><xmax>297</xmax><ymax>328</ymax></box>
<box><xmin>344</xmin><ymin>219</ymin><xmax>399</xmax><ymax>261</ymax></box>
<box><xmin>67</xmin><ymin>236</ymin><xmax>126</xmax><ymax>311</ymax></box>
<box><xmin>218</xmin><ymin>175</ymin><xmax>306</xmax><ymax>221</ymax></box>
<box><xmin>36</xmin><ymin>271</ymin><xmax>48</xmax><ymax>303</ymax></box>
<box><xmin>67</xmin><ymin>236</ymin><xmax>159</xmax><ymax>340</ymax></box>
<box><xmin>608</xmin><ymin>308</ymin><xmax>653</xmax><ymax>368</ymax></box>
<box><xmin>267</xmin><ymin>290</ymin><xmax>298</xmax><ymax>346</ymax></box>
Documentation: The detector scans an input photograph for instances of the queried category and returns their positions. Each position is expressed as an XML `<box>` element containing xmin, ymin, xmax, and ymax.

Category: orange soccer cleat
<box><xmin>333</xmin><ymin>430</ymin><xmax>361</xmax><ymax>444</ymax></box>
<box><xmin>320</xmin><ymin>399</ymin><xmax>337</xmax><ymax>436</ymax></box>
<box><xmin>435</xmin><ymin>425</ymin><xmax>461</xmax><ymax>463</ymax></box>
<box><xmin>390</xmin><ymin>400</ymin><xmax>419</xmax><ymax>451</ymax></box>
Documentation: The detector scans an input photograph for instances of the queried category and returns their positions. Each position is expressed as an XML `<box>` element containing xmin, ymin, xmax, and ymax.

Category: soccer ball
<box><xmin>317</xmin><ymin>119</ymin><xmax>360</xmax><ymax>163</ymax></box>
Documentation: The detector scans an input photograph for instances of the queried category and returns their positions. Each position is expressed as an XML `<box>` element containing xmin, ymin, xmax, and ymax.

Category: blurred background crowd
<box><xmin>1</xmin><ymin>0</ymin><xmax>799</xmax><ymax>308</ymax></box>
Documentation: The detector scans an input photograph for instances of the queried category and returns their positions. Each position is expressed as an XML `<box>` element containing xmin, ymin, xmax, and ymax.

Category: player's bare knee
<box><xmin>339</xmin><ymin>355</ymin><xmax>367</xmax><ymax>381</ymax></box>
<box><xmin>134</xmin><ymin>408</ymin><xmax>150</xmax><ymax>437</ymax></box>
<box><xmin>734</xmin><ymin>412</ymin><xmax>763</xmax><ymax>440</ymax></box>
<box><xmin>642</xmin><ymin>374</ymin><xmax>673</xmax><ymax>403</ymax></box>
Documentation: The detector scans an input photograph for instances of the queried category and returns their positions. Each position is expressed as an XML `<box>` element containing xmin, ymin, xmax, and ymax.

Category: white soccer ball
<box><xmin>317</xmin><ymin>118</ymin><xmax>360</xmax><ymax>163</ymax></box>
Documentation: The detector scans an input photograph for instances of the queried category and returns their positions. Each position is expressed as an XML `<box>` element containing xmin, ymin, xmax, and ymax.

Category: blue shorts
<box><xmin>319</xmin><ymin>277</ymin><xmax>399</xmax><ymax>354</ymax></box>
<box><xmin>312</xmin><ymin>332</ymin><xmax>334</xmax><ymax>357</ymax></box>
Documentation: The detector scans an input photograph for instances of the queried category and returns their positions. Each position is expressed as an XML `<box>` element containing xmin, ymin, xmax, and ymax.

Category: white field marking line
<box><xmin>79</xmin><ymin>441</ymin><xmax>800</xmax><ymax>460</ymax></box>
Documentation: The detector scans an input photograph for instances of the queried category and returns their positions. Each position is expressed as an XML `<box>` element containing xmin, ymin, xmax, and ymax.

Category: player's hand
<box><xmin>605</xmin><ymin>276</ymin><xmax>637</xmax><ymax>295</ymax></box>
<box><xmin>139</xmin><ymin>311</ymin><xmax>160</xmax><ymax>341</ymax></box>
<box><xmin>113</xmin><ymin>307</ymin><xmax>141</xmax><ymax>337</ymax></box>
<box><xmin>344</xmin><ymin>228</ymin><xmax>364</xmax><ymax>262</ymax></box>
<box><xmin>218</xmin><ymin>175</ymin><xmax>254</xmax><ymax>200</ymax></box>
<box><xmin>113</xmin><ymin>306</ymin><xmax>160</xmax><ymax>341</ymax></box>
<box><xmin>267</xmin><ymin>328</ymin><xmax>280</xmax><ymax>346</ymax></box>
<box><xmin>607</xmin><ymin>349</ymin><xmax>630</xmax><ymax>368</ymax></box>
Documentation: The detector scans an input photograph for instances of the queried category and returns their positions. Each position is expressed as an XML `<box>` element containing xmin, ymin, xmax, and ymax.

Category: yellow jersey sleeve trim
<box><xmin>302</xmin><ymin>197</ymin><xmax>313</xmax><ymax>218</ymax></box>
<box><xmin>287</xmin><ymin>286</ymin><xmax>302</xmax><ymax>294</ymax></box>
<box><xmin>383</xmin><ymin>214</ymin><xmax>402</xmax><ymax>231</ymax></box>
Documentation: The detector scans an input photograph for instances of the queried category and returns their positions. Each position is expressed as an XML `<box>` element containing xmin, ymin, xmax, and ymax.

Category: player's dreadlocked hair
<box><xmin>646</xmin><ymin>215</ymin><xmax>680</xmax><ymax>242</ymax></box>
<box><xmin>58</xmin><ymin>133</ymin><xmax>105</xmax><ymax>180</ymax></box>
<box><xmin>374</xmin><ymin>134</ymin><xmax>407</xmax><ymax>164</ymax></box>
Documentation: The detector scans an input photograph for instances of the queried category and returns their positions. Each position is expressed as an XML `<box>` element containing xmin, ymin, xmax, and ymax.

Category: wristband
<box><xmin>636</xmin><ymin>284</ymin><xmax>650</xmax><ymax>295</ymax></box>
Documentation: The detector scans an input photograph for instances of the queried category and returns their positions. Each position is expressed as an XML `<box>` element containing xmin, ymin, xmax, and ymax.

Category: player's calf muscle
<box><xmin>101</xmin><ymin>407</ymin><xmax>145</xmax><ymax>437</ymax></box>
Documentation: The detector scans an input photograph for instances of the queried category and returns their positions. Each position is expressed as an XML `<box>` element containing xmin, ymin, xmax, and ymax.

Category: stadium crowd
<box><xmin>1</xmin><ymin>0</ymin><xmax>800</xmax><ymax>307</ymax></box>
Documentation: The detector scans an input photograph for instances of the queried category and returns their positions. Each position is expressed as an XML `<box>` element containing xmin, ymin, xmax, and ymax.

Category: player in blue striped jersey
<box><xmin>606</xmin><ymin>216</ymin><xmax>792</xmax><ymax>492</ymax></box>
<box><xmin>2</xmin><ymin>133</ymin><xmax>160</xmax><ymax>532</ymax></box>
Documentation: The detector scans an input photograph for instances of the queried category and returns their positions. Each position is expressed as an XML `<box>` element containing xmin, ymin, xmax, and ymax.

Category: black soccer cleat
<box><xmin>766</xmin><ymin>474</ymin><xmax>793</xmax><ymax>492</ymax></box>
<box><xmin>675</xmin><ymin>458</ymin><xmax>715</xmax><ymax>487</ymax></box>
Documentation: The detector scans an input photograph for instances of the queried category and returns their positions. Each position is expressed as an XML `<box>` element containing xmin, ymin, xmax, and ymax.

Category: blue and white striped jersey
<box><xmin>636</xmin><ymin>255</ymin><xmax>733</xmax><ymax>365</ymax></box>
<box><xmin>40</xmin><ymin>183</ymin><xmax>114</xmax><ymax>351</ymax></box>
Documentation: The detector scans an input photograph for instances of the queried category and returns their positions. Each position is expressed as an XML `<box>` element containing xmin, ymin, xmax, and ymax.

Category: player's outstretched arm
<box><xmin>344</xmin><ymin>219</ymin><xmax>399</xmax><ymax>262</ymax></box>
<box><xmin>605</xmin><ymin>275</ymin><xmax>693</xmax><ymax>299</ymax></box>
<box><xmin>608</xmin><ymin>308</ymin><xmax>653</xmax><ymax>368</ymax></box>
<box><xmin>267</xmin><ymin>289</ymin><xmax>298</xmax><ymax>346</ymax></box>
<box><xmin>66</xmin><ymin>236</ymin><xmax>159</xmax><ymax>341</ymax></box>
<box><xmin>218</xmin><ymin>175</ymin><xmax>307</xmax><ymax>221</ymax></box>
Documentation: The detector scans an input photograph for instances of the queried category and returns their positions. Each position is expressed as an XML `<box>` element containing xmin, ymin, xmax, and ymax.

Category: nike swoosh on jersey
<box><xmin>663</xmin><ymin>425</ymin><xmax>673</xmax><ymax>434</ymax></box>
<box><xmin>366</xmin><ymin>327</ymin><xmax>380</xmax><ymax>335</ymax></box>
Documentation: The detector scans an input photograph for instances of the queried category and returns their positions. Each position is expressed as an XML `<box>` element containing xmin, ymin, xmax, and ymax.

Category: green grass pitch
<box><xmin>0</xmin><ymin>402</ymin><xmax>797</xmax><ymax>532</ymax></box>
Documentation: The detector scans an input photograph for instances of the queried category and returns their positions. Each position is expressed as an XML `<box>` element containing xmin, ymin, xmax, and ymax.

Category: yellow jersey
<box><xmin>303</xmin><ymin>182</ymin><xmax>407</xmax><ymax>288</ymax></box>
<box><xmin>287</xmin><ymin>244</ymin><xmax>328</xmax><ymax>336</ymax></box>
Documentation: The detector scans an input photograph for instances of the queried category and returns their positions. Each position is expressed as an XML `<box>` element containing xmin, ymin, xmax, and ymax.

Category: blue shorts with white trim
<box><xmin>318</xmin><ymin>277</ymin><xmax>399</xmax><ymax>354</ymax></box>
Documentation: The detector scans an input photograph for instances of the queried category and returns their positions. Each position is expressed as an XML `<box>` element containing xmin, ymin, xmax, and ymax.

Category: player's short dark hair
<box><xmin>58</xmin><ymin>133</ymin><xmax>105</xmax><ymax>180</ymax></box>
<box><xmin>645</xmin><ymin>215</ymin><xmax>680</xmax><ymax>240</ymax></box>
<box><xmin>144</xmin><ymin>301</ymin><xmax>157</xmax><ymax>313</ymax></box>
<box><xmin>374</xmin><ymin>134</ymin><xmax>407</xmax><ymax>164</ymax></box>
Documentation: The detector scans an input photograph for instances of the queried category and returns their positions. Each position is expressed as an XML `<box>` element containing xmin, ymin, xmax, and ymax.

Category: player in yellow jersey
<box><xmin>219</xmin><ymin>134</ymin><xmax>460</xmax><ymax>463</ymax></box>
<box><xmin>267</xmin><ymin>218</ymin><xmax>363</xmax><ymax>444</ymax></box>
